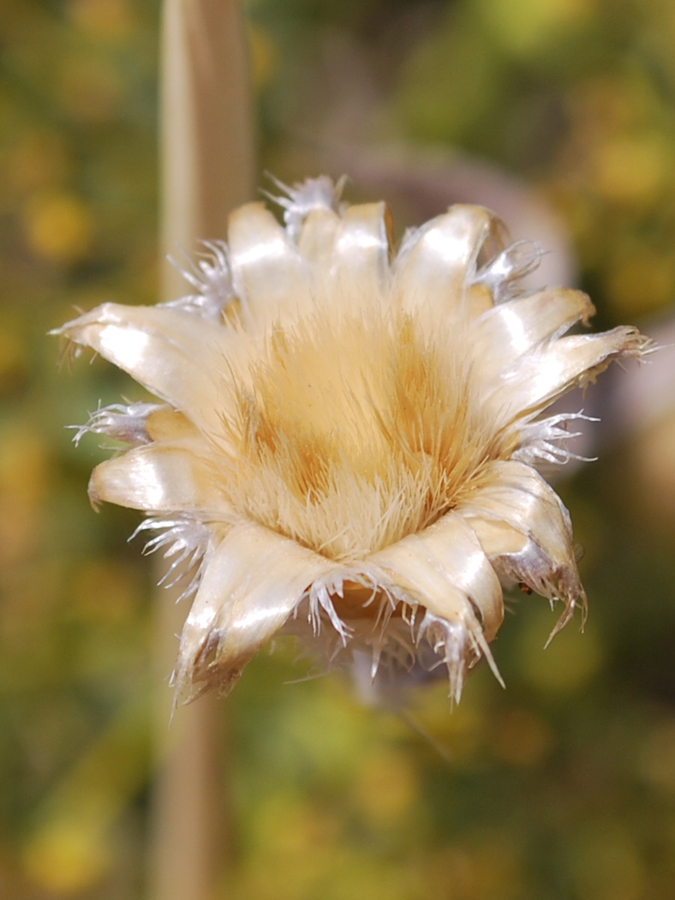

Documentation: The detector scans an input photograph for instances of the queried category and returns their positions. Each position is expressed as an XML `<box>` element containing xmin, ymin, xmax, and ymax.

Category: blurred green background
<box><xmin>1</xmin><ymin>0</ymin><xmax>675</xmax><ymax>898</ymax></box>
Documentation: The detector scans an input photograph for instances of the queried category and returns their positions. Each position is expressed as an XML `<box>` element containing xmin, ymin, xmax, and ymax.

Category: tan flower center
<box><xmin>221</xmin><ymin>302</ymin><xmax>506</xmax><ymax>561</ymax></box>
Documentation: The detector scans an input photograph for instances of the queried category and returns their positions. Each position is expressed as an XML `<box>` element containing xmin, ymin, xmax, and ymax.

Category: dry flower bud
<box><xmin>55</xmin><ymin>178</ymin><xmax>649</xmax><ymax>705</ymax></box>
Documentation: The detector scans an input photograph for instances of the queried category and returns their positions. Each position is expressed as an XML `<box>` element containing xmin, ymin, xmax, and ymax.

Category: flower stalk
<box><xmin>149</xmin><ymin>3</ymin><xmax>254</xmax><ymax>900</ymax></box>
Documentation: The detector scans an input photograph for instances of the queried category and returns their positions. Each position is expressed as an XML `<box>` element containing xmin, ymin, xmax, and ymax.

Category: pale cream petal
<box><xmin>465</xmin><ymin>517</ymin><xmax>529</xmax><ymax>557</ymax></box>
<box><xmin>488</xmin><ymin>325</ymin><xmax>648</xmax><ymax>425</ymax></box>
<box><xmin>369</xmin><ymin>512</ymin><xmax>503</xmax><ymax>639</ymax></box>
<box><xmin>458</xmin><ymin>460</ymin><xmax>584</xmax><ymax>632</ymax></box>
<box><xmin>228</xmin><ymin>202</ymin><xmax>312</xmax><ymax>325</ymax></box>
<box><xmin>464</xmin><ymin>283</ymin><xmax>494</xmax><ymax>318</ymax></box>
<box><xmin>57</xmin><ymin>303</ymin><xmax>227</xmax><ymax>433</ymax></box>
<box><xmin>395</xmin><ymin>204</ymin><xmax>506</xmax><ymax>316</ymax></box>
<box><xmin>173</xmin><ymin>521</ymin><xmax>336</xmax><ymax>699</ymax></box>
<box><xmin>88</xmin><ymin>444</ymin><xmax>228</xmax><ymax>513</ymax></box>
<box><xmin>144</xmin><ymin>407</ymin><xmax>201</xmax><ymax>443</ymax></box>
<box><xmin>296</xmin><ymin>206</ymin><xmax>341</xmax><ymax>271</ymax></box>
<box><xmin>367</xmin><ymin>513</ymin><xmax>504</xmax><ymax>698</ymax></box>
<box><xmin>471</xmin><ymin>288</ymin><xmax>595</xmax><ymax>384</ymax></box>
<box><xmin>329</xmin><ymin>202</ymin><xmax>392</xmax><ymax>300</ymax></box>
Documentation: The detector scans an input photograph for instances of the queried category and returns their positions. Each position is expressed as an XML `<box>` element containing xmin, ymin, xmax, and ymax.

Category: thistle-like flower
<box><xmin>57</xmin><ymin>178</ymin><xmax>647</xmax><ymax>703</ymax></box>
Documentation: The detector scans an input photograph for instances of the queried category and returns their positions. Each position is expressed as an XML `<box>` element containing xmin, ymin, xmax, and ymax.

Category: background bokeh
<box><xmin>1</xmin><ymin>1</ymin><xmax>675</xmax><ymax>898</ymax></box>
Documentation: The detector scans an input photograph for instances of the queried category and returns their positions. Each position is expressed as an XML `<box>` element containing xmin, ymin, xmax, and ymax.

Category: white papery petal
<box><xmin>471</xmin><ymin>289</ymin><xmax>595</xmax><ymax>384</ymax></box>
<box><xmin>473</xmin><ymin>239</ymin><xmax>544</xmax><ymax>302</ymax></box>
<box><xmin>459</xmin><ymin>460</ymin><xmax>584</xmax><ymax>628</ymax></box>
<box><xmin>330</xmin><ymin>202</ymin><xmax>392</xmax><ymax>299</ymax></box>
<box><xmin>297</xmin><ymin>206</ymin><xmax>341</xmax><ymax>272</ymax></box>
<box><xmin>88</xmin><ymin>443</ymin><xmax>229</xmax><ymax>513</ymax></box>
<box><xmin>56</xmin><ymin>304</ymin><xmax>227</xmax><ymax>434</ymax></box>
<box><xmin>173</xmin><ymin>521</ymin><xmax>336</xmax><ymax>699</ymax></box>
<box><xmin>395</xmin><ymin>205</ymin><xmax>505</xmax><ymax>316</ymax></box>
<box><xmin>370</xmin><ymin>512</ymin><xmax>503</xmax><ymax>637</ymax></box>
<box><xmin>489</xmin><ymin>326</ymin><xmax>648</xmax><ymax>426</ymax></box>
<box><xmin>368</xmin><ymin>512</ymin><xmax>504</xmax><ymax>695</ymax></box>
<box><xmin>143</xmin><ymin>406</ymin><xmax>202</xmax><ymax>443</ymax></box>
<box><xmin>228</xmin><ymin>202</ymin><xmax>312</xmax><ymax>325</ymax></box>
<box><xmin>74</xmin><ymin>403</ymin><xmax>200</xmax><ymax>448</ymax></box>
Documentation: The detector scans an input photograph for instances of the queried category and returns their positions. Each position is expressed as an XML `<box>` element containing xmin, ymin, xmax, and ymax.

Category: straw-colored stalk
<box><xmin>151</xmin><ymin>3</ymin><xmax>254</xmax><ymax>899</ymax></box>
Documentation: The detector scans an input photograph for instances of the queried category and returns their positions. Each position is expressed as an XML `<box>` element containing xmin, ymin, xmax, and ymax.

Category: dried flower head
<box><xmin>57</xmin><ymin>178</ymin><xmax>648</xmax><ymax>703</ymax></box>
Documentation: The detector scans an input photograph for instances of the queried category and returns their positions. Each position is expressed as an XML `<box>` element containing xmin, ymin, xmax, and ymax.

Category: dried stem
<box><xmin>149</xmin><ymin>3</ymin><xmax>255</xmax><ymax>899</ymax></box>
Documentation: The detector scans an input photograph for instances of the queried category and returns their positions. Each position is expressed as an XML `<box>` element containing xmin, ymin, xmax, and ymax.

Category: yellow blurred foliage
<box><xmin>515</xmin><ymin>604</ymin><xmax>605</xmax><ymax>696</ymax></box>
<box><xmin>568</xmin><ymin>821</ymin><xmax>646</xmax><ymax>900</ymax></box>
<box><xmin>605</xmin><ymin>246</ymin><xmax>675</xmax><ymax>317</ymax></box>
<box><xmin>248</xmin><ymin>23</ymin><xmax>278</xmax><ymax>91</ymax></box>
<box><xmin>492</xmin><ymin>707</ymin><xmax>553</xmax><ymax>767</ymax></box>
<box><xmin>429</xmin><ymin>837</ymin><xmax>524</xmax><ymax>900</ymax></box>
<box><xmin>567</xmin><ymin>75</ymin><xmax>659</xmax><ymax>141</ymax></box>
<box><xmin>353</xmin><ymin>747</ymin><xmax>418</xmax><ymax>825</ymax></box>
<box><xmin>638</xmin><ymin>717</ymin><xmax>675</xmax><ymax>794</ymax></box>
<box><xmin>631</xmin><ymin>414</ymin><xmax>675</xmax><ymax>523</ymax></box>
<box><xmin>68</xmin><ymin>0</ymin><xmax>135</xmax><ymax>41</ymax></box>
<box><xmin>252</xmin><ymin>791</ymin><xmax>338</xmax><ymax>864</ymax></box>
<box><xmin>0</xmin><ymin>424</ymin><xmax>50</xmax><ymax>563</ymax></box>
<box><xmin>59</xmin><ymin>56</ymin><xmax>126</xmax><ymax>123</ymax></box>
<box><xmin>412</xmin><ymin>679</ymin><xmax>489</xmax><ymax>762</ymax></box>
<box><xmin>23</xmin><ymin>818</ymin><xmax>111</xmax><ymax>895</ymax></box>
<box><xmin>6</xmin><ymin>131</ymin><xmax>71</xmax><ymax>196</ymax></box>
<box><xmin>478</xmin><ymin>0</ymin><xmax>592</xmax><ymax>58</ymax></box>
<box><xmin>23</xmin><ymin>191</ymin><xmax>92</xmax><ymax>264</ymax></box>
<box><xmin>589</xmin><ymin>134</ymin><xmax>672</xmax><ymax>206</ymax></box>
<box><xmin>22</xmin><ymin>697</ymin><xmax>148</xmax><ymax>894</ymax></box>
<box><xmin>73</xmin><ymin>559</ymin><xmax>142</xmax><ymax>623</ymax></box>
<box><xmin>0</xmin><ymin>325</ymin><xmax>27</xmax><ymax>393</ymax></box>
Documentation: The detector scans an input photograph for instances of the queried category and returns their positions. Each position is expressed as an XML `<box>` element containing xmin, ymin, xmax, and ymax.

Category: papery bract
<box><xmin>57</xmin><ymin>178</ymin><xmax>648</xmax><ymax>703</ymax></box>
